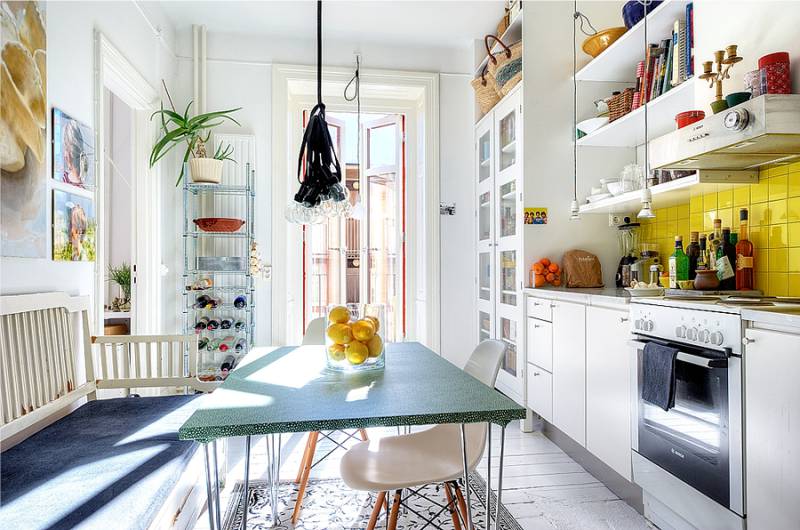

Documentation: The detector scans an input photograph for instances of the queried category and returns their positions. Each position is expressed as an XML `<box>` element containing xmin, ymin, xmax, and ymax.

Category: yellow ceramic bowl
<box><xmin>677</xmin><ymin>280</ymin><xmax>695</xmax><ymax>290</ymax></box>
<box><xmin>582</xmin><ymin>27</ymin><xmax>628</xmax><ymax>58</ymax></box>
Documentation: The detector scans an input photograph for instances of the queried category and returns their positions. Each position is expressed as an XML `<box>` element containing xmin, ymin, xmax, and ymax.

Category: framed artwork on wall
<box><xmin>0</xmin><ymin>1</ymin><xmax>47</xmax><ymax>258</ymax></box>
<box><xmin>52</xmin><ymin>108</ymin><xmax>95</xmax><ymax>189</ymax></box>
<box><xmin>52</xmin><ymin>189</ymin><xmax>96</xmax><ymax>262</ymax></box>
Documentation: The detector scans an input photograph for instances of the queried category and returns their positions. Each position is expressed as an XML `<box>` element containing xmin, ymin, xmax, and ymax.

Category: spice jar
<box><xmin>758</xmin><ymin>52</ymin><xmax>791</xmax><ymax>94</ymax></box>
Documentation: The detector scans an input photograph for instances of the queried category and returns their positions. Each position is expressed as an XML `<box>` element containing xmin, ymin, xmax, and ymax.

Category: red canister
<box><xmin>676</xmin><ymin>110</ymin><xmax>705</xmax><ymax>129</ymax></box>
<box><xmin>758</xmin><ymin>52</ymin><xmax>792</xmax><ymax>94</ymax></box>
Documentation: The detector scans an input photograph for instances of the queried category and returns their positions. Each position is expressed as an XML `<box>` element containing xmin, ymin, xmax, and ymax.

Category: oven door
<box><xmin>631</xmin><ymin>338</ymin><xmax>743</xmax><ymax>515</ymax></box>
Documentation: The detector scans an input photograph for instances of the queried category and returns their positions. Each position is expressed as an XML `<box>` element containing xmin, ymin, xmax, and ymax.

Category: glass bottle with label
<box><xmin>736</xmin><ymin>208</ymin><xmax>754</xmax><ymax>290</ymax></box>
<box><xmin>697</xmin><ymin>235</ymin><xmax>708</xmax><ymax>270</ymax></box>
<box><xmin>717</xmin><ymin>228</ymin><xmax>737</xmax><ymax>290</ymax></box>
<box><xmin>668</xmin><ymin>236</ymin><xmax>689</xmax><ymax>288</ymax></box>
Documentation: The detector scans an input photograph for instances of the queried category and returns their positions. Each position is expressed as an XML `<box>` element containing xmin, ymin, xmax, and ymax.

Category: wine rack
<box><xmin>182</xmin><ymin>161</ymin><xmax>255</xmax><ymax>382</ymax></box>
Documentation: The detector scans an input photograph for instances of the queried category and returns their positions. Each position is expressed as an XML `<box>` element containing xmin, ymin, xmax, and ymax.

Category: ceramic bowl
<box><xmin>677</xmin><ymin>280</ymin><xmax>695</xmax><ymax>290</ymax></box>
<box><xmin>725</xmin><ymin>91</ymin><xmax>752</xmax><ymax>108</ymax></box>
<box><xmin>194</xmin><ymin>218</ymin><xmax>245</xmax><ymax>232</ymax></box>
<box><xmin>582</xmin><ymin>27</ymin><xmax>628</xmax><ymax>58</ymax></box>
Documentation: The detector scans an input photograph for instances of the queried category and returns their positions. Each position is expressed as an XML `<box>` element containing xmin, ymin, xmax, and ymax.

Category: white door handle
<box><xmin>742</xmin><ymin>337</ymin><xmax>755</xmax><ymax>345</ymax></box>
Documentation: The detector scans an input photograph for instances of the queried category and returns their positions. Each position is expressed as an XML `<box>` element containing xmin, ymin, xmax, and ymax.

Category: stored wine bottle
<box><xmin>686</xmin><ymin>232</ymin><xmax>700</xmax><ymax>280</ymax></box>
<box><xmin>736</xmin><ymin>208</ymin><xmax>754</xmax><ymax>290</ymax></box>
<box><xmin>207</xmin><ymin>318</ymin><xmax>221</xmax><ymax>331</ymax></box>
<box><xmin>220</xmin><ymin>317</ymin><xmax>233</xmax><ymax>329</ymax></box>
<box><xmin>207</xmin><ymin>338</ymin><xmax>222</xmax><ymax>351</ymax></box>
<box><xmin>234</xmin><ymin>320</ymin><xmax>246</xmax><ymax>331</ymax></box>
<box><xmin>233</xmin><ymin>295</ymin><xmax>247</xmax><ymax>309</ymax></box>
<box><xmin>718</xmin><ymin>228</ymin><xmax>737</xmax><ymax>290</ymax></box>
<box><xmin>198</xmin><ymin>337</ymin><xmax>209</xmax><ymax>350</ymax></box>
<box><xmin>218</xmin><ymin>335</ymin><xmax>235</xmax><ymax>352</ymax></box>
<box><xmin>220</xmin><ymin>355</ymin><xmax>236</xmax><ymax>372</ymax></box>
<box><xmin>194</xmin><ymin>317</ymin><xmax>209</xmax><ymax>330</ymax></box>
<box><xmin>668</xmin><ymin>236</ymin><xmax>688</xmax><ymax>288</ymax></box>
<box><xmin>195</xmin><ymin>295</ymin><xmax>210</xmax><ymax>309</ymax></box>
<box><xmin>235</xmin><ymin>338</ymin><xmax>247</xmax><ymax>352</ymax></box>
<box><xmin>697</xmin><ymin>236</ymin><xmax>708</xmax><ymax>270</ymax></box>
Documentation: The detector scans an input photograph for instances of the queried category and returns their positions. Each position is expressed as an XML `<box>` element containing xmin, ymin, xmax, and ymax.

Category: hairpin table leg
<box><xmin>203</xmin><ymin>443</ymin><xmax>216</xmax><ymax>530</ymax></box>
<box><xmin>242</xmin><ymin>436</ymin><xmax>251</xmax><ymax>529</ymax></box>
<box><xmin>459</xmin><ymin>424</ymin><xmax>473</xmax><ymax>528</ymax></box>
<box><xmin>212</xmin><ymin>439</ymin><xmax>222</xmax><ymax>530</ymax></box>
<box><xmin>494</xmin><ymin>424</ymin><xmax>506</xmax><ymax>530</ymax></box>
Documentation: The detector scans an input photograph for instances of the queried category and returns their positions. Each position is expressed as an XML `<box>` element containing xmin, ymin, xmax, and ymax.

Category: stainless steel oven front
<box><xmin>628</xmin><ymin>301</ymin><xmax>744</xmax><ymax>525</ymax></box>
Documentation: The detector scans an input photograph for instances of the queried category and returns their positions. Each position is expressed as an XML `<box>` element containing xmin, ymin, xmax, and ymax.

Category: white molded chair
<box><xmin>293</xmin><ymin>317</ymin><xmax>369</xmax><ymax>524</ymax></box>
<box><xmin>340</xmin><ymin>339</ymin><xmax>507</xmax><ymax>530</ymax></box>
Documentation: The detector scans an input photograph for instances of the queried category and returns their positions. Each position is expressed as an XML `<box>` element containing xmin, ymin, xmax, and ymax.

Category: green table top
<box><xmin>179</xmin><ymin>342</ymin><xmax>526</xmax><ymax>442</ymax></box>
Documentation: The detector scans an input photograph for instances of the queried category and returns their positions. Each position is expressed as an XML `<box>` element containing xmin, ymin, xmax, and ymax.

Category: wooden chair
<box><xmin>339</xmin><ymin>340</ymin><xmax>506</xmax><ymax>530</ymax></box>
<box><xmin>291</xmin><ymin>317</ymin><xmax>370</xmax><ymax>524</ymax></box>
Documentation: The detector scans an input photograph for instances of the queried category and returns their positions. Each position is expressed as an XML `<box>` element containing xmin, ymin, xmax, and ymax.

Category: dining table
<box><xmin>179</xmin><ymin>341</ymin><xmax>526</xmax><ymax>530</ymax></box>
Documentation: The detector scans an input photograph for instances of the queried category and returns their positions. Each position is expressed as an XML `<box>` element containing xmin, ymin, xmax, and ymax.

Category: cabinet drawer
<box><xmin>526</xmin><ymin>296</ymin><xmax>552</xmax><ymax>321</ymax></box>
<box><xmin>526</xmin><ymin>318</ymin><xmax>552</xmax><ymax>372</ymax></box>
<box><xmin>527</xmin><ymin>364</ymin><xmax>552</xmax><ymax>422</ymax></box>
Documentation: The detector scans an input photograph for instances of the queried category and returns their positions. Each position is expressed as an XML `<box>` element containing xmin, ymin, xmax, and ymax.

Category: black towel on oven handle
<box><xmin>641</xmin><ymin>341</ymin><xmax>680</xmax><ymax>411</ymax></box>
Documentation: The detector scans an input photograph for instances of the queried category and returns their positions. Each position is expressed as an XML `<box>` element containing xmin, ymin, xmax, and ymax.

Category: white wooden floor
<box><xmin>194</xmin><ymin>421</ymin><xmax>650</xmax><ymax>530</ymax></box>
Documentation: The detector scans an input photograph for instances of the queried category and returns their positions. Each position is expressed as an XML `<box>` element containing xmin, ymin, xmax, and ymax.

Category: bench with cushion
<box><xmin>0</xmin><ymin>293</ymin><xmax>214</xmax><ymax>530</ymax></box>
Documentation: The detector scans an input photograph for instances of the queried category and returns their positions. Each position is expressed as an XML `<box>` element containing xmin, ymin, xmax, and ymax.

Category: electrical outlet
<box><xmin>608</xmin><ymin>214</ymin><xmax>623</xmax><ymax>226</ymax></box>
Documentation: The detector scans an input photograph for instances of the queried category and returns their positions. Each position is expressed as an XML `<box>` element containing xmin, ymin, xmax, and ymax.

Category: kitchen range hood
<box><xmin>649</xmin><ymin>95</ymin><xmax>800</xmax><ymax>175</ymax></box>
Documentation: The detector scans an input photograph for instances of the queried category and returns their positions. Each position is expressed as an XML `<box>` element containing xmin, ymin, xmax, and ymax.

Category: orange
<box><xmin>548</xmin><ymin>263</ymin><xmax>559</xmax><ymax>273</ymax></box>
<box><xmin>351</xmin><ymin>319</ymin><xmax>376</xmax><ymax>341</ymax></box>
<box><xmin>346</xmin><ymin>341</ymin><xmax>369</xmax><ymax>364</ymax></box>
<box><xmin>366</xmin><ymin>335</ymin><xmax>383</xmax><ymax>358</ymax></box>
<box><xmin>546</xmin><ymin>272</ymin><xmax>555</xmax><ymax>282</ymax></box>
<box><xmin>532</xmin><ymin>263</ymin><xmax>544</xmax><ymax>274</ymax></box>
<box><xmin>540</xmin><ymin>258</ymin><xmax>551</xmax><ymax>267</ymax></box>
<box><xmin>327</xmin><ymin>343</ymin><xmax>346</xmax><ymax>361</ymax></box>
<box><xmin>328</xmin><ymin>305</ymin><xmax>351</xmax><ymax>324</ymax></box>
<box><xmin>534</xmin><ymin>274</ymin><xmax>545</xmax><ymax>287</ymax></box>
<box><xmin>327</xmin><ymin>323</ymin><xmax>353</xmax><ymax>345</ymax></box>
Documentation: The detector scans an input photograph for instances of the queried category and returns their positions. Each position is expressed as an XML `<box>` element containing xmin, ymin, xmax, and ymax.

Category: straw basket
<box><xmin>484</xmin><ymin>35</ymin><xmax>523</xmax><ymax>96</ymax></box>
<box><xmin>608</xmin><ymin>88</ymin><xmax>635</xmax><ymax>122</ymax></box>
<box><xmin>471</xmin><ymin>64</ymin><xmax>502</xmax><ymax>116</ymax></box>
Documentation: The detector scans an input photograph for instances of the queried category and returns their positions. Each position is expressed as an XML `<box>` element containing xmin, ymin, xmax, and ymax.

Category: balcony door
<box><xmin>304</xmin><ymin>112</ymin><xmax>405</xmax><ymax>342</ymax></box>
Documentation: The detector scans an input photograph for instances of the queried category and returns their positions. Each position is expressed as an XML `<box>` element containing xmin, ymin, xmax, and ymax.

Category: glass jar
<box><xmin>325</xmin><ymin>303</ymin><xmax>386</xmax><ymax>372</ymax></box>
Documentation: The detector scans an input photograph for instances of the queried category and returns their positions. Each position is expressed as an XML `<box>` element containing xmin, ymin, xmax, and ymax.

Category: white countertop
<box><xmin>741</xmin><ymin>306</ymin><xmax>800</xmax><ymax>328</ymax></box>
<box><xmin>523</xmin><ymin>286</ymin><xmax>630</xmax><ymax>306</ymax></box>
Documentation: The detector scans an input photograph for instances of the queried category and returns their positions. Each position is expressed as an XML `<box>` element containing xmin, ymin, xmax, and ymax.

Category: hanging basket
<box><xmin>471</xmin><ymin>64</ymin><xmax>502</xmax><ymax>116</ymax></box>
<box><xmin>486</xmin><ymin>35</ymin><xmax>522</xmax><ymax>77</ymax></box>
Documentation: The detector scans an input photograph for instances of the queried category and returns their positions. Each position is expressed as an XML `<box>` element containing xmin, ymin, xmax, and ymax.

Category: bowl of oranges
<box><xmin>325</xmin><ymin>304</ymin><xmax>385</xmax><ymax>372</ymax></box>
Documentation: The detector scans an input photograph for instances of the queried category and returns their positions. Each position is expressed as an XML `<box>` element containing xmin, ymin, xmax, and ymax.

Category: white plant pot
<box><xmin>189</xmin><ymin>158</ymin><xmax>223</xmax><ymax>184</ymax></box>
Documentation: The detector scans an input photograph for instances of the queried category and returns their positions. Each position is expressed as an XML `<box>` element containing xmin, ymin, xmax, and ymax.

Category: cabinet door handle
<box><xmin>533</xmin><ymin>323</ymin><xmax>540</xmax><ymax>328</ymax></box>
<box><xmin>620</xmin><ymin>317</ymin><xmax>629</xmax><ymax>323</ymax></box>
<box><xmin>533</xmin><ymin>372</ymin><xmax>541</xmax><ymax>376</ymax></box>
<box><xmin>742</xmin><ymin>337</ymin><xmax>755</xmax><ymax>345</ymax></box>
<box><xmin>550</xmin><ymin>303</ymin><xmax>557</xmax><ymax>308</ymax></box>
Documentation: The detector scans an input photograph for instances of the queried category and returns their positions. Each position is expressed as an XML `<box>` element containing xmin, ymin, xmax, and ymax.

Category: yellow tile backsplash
<box><xmin>639</xmin><ymin>162</ymin><xmax>800</xmax><ymax>296</ymax></box>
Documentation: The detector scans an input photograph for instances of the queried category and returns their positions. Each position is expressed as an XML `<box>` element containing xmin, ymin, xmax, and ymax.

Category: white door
<box><xmin>586</xmin><ymin>306</ymin><xmax>632</xmax><ymax>480</ymax></box>
<box><xmin>552</xmin><ymin>300</ymin><xmax>587</xmax><ymax>446</ymax></box>
<box><xmin>493</xmin><ymin>92</ymin><xmax>523</xmax><ymax>401</ymax></box>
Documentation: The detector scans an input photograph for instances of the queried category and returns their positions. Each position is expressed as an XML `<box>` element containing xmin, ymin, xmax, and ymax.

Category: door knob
<box><xmin>742</xmin><ymin>337</ymin><xmax>755</xmax><ymax>345</ymax></box>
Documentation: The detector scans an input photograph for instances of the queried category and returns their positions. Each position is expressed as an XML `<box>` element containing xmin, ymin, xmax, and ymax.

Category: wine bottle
<box><xmin>235</xmin><ymin>338</ymin><xmax>247</xmax><ymax>352</ymax></box>
<box><xmin>220</xmin><ymin>355</ymin><xmax>236</xmax><ymax>372</ymax></box>
<box><xmin>194</xmin><ymin>317</ymin><xmax>209</xmax><ymax>330</ymax></box>
<box><xmin>195</xmin><ymin>295</ymin><xmax>210</xmax><ymax>309</ymax></box>
<box><xmin>207</xmin><ymin>318</ymin><xmax>221</xmax><ymax>331</ymax></box>
<box><xmin>668</xmin><ymin>236</ymin><xmax>688</xmax><ymax>288</ymax></box>
<box><xmin>736</xmin><ymin>208</ymin><xmax>754</xmax><ymax>290</ymax></box>
<box><xmin>233</xmin><ymin>295</ymin><xmax>247</xmax><ymax>309</ymax></box>
<box><xmin>234</xmin><ymin>320</ymin><xmax>246</xmax><ymax>331</ymax></box>
<box><xmin>207</xmin><ymin>338</ymin><xmax>222</xmax><ymax>351</ymax></box>
<box><xmin>697</xmin><ymin>236</ymin><xmax>708</xmax><ymax>270</ymax></box>
<box><xmin>219</xmin><ymin>336</ymin><xmax>235</xmax><ymax>352</ymax></box>
<box><xmin>198</xmin><ymin>337</ymin><xmax>209</xmax><ymax>350</ymax></box>
<box><xmin>686</xmin><ymin>232</ymin><xmax>700</xmax><ymax>280</ymax></box>
<box><xmin>220</xmin><ymin>317</ymin><xmax>233</xmax><ymax>330</ymax></box>
<box><xmin>717</xmin><ymin>228</ymin><xmax>737</xmax><ymax>290</ymax></box>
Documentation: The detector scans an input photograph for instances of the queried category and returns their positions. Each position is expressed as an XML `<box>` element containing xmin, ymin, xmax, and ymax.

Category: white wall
<box><xmin>1</xmin><ymin>2</ymin><xmax>177</xmax><ymax>323</ymax></box>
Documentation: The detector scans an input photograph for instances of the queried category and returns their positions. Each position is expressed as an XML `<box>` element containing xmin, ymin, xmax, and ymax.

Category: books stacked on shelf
<box><xmin>633</xmin><ymin>2</ymin><xmax>694</xmax><ymax>110</ymax></box>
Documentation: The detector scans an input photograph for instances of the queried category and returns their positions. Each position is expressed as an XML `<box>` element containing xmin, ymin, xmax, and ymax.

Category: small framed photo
<box><xmin>52</xmin><ymin>108</ymin><xmax>95</xmax><ymax>189</ymax></box>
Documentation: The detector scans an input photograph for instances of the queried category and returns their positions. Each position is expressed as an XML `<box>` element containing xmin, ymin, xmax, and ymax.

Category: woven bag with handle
<box><xmin>484</xmin><ymin>35</ymin><xmax>523</xmax><ymax>96</ymax></box>
<box><xmin>471</xmin><ymin>63</ymin><xmax>502</xmax><ymax>115</ymax></box>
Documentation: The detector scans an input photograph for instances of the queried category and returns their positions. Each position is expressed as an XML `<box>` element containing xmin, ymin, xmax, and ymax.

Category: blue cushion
<box><xmin>1</xmin><ymin>395</ymin><xmax>202</xmax><ymax>530</ymax></box>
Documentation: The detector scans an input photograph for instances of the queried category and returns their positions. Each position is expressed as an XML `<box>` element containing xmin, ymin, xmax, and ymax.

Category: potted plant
<box><xmin>149</xmin><ymin>88</ymin><xmax>241</xmax><ymax>185</ymax></box>
<box><xmin>107</xmin><ymin>262</ymin><xmax>131</xmax><ymax>312</ymax></box>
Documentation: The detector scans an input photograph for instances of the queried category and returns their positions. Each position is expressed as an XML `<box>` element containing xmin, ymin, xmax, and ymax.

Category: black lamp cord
<box><xmin>317</xmin><ymin>0</ymin><xmax>322</xmax><ymax>106</ymax></box>
<box><xmin>643</xmin><ymin>0</ymin><xmax>649</xmax><ymax>191</ymax></box>
<box><xmin>344</xmin><ymin>55</ymin><xmax>361</xmax><ymax>186</ymax></box>
<box><xmin>572</xmin><ymin>1</ymin><xmax>579</xmax><ymax>205</ymax></box>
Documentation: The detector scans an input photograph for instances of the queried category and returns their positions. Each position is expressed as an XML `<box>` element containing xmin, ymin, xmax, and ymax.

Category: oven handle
<box><xmin>628</xmin><ymin>339</ymin><xmax>729</xmax><ymax>368</ymax></box>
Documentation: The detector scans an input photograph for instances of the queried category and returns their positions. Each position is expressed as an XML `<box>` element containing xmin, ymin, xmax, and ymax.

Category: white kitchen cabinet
<box><xmin>551</xmin><ymin>300</ymin><xmax>586</xmax><ymax>446</ymax></box>
<box><xmin>586</xmin><ymin>305</ymin><xmax>632</xmax><ymax>480</ymax></box>
<box><xmin>474</xmin><ymin>87</ymin><xmax>524</xmax><ymax>404</ymax></box>
<box><xmin>526</xmin><ymin>363</ymin><xmax>552</xmax><ymax>422</ymax></box>
<box><xmin>526</xmin><ymin>316</ymin><xmax>552</xmax><ymax>372</ymax></box>
<box><xmin>744</xmin><ymin>327</ymin><xmax>800</xmax><ymax>529</ymax></box>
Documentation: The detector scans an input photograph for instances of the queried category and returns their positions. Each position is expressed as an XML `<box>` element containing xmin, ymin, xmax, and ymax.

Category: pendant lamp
<box><xmin>286</xmin><ymin>1</ymin><xmax>351</xmax><ymax>224</ymax></box>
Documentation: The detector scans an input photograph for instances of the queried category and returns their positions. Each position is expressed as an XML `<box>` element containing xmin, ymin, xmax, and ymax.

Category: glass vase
<box><xmin>325</xmin><ymin>303</ymin><xmax>385</xmax><ymax>372</ymax></box>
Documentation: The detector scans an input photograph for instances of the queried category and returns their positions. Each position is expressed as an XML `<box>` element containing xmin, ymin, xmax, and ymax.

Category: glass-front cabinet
<box><xmin>474</xmin><ymin>87</ymin><xmax>524</xmax><ymax>404</ymax></box>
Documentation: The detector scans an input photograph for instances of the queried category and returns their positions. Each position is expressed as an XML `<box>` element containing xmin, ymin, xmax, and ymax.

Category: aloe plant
<box><xmin>107</xmin><ymin>262</ymin><xmax>131</xmax><ymax>301</ymax></box>
<box><xmin>149</xmin><ymin>92</ymin><xmax>241</xmax><ymax>185</ymax></box>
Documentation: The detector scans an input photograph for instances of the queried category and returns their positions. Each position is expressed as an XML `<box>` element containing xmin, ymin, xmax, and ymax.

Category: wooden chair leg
<box><xmin>452</xmin><ymin>481</ymin><xmax>475</xmax><ymax>530</ymax></box>
<box><xmin>294</xmin><ymin>432</ymin><xmax>314</xmax><ymax>483</ymax></box>
<box><xmin>291</xmin><ymin>431</ymin><xmax>319</xmax><ymax>524</ymax></box>
<box><xmin>443</xmin><ymin>482</ymin><xmax>463</xmax><ymax>530</ymax></box>
<box><xmin>359</xmin><ymin>428</ymin><xmax>369</xmax><ymax>441</ymax></box>
<box><xmin>387</xmin><ymin>489</ymin><xmax>402</xmax><ymax>530</ymax></box>
<box><xmin>366</xmin><ymin>491</ymin><xmax>387</xmax><ymax>530</ymax></box>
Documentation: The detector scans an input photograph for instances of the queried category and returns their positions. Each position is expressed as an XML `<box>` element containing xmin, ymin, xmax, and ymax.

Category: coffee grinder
<box><xmin>616</xmin><ymin>217</ymin><xmax>641</xmax><ymax>287</ymax></box>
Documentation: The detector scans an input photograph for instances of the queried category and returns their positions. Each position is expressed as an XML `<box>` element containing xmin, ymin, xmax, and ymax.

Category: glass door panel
<box><xmin>479</xmin><ymin>310</ymin><xmax>491</xmax><ymax>341</ymax></box>
<box><xmin>500</xmin><ymin>317</ymin><xmax>518</xmax><ymax>376</ymax></box>
<box><xmin>499</xmin><ymin>181</ymin><xmax>516</xmax><ymax>238</ymax></box>
<box><xmin>367</xmin><ymin>171</ymin><xmax>399</xmax><ymax>341</ymax></box>
<box><xmin>478</xmin><ymin>130</ymin><xmax>491</xmax><ymax>182</ymax></box>
<box><xmin>500</xmin><ymin>250</ymin><xmax>517</xmax><ymax>306</ymax></box>
<box><xmin>479</xmin><ymin>191</ymin><xmax>491</xmax><ymax>242</ymax></box>
<box><xmin>498</xmin><ymin>109</ymin><xmax>516</xmax><ymax>171</ymax></box>
<box><xmin>479</xmin><ymin>252</ymin><xmax>491</xmax><ymax>301</ymax></box>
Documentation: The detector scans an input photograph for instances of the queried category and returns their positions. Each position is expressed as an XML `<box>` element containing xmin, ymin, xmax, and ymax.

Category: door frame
<box><xmin>272</xmin><ymin>64</ymin><xmax>439</xmax><ymax>347</ymax></box>
<box><xmin>93</xmin><ymin>32</ymin><xmax>160</xmax><ymax>334</ymax></box>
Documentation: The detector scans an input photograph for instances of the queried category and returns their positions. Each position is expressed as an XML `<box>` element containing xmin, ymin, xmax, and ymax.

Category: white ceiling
<box><xmin>158</xmin><ymin>0</ymin><xmax>505</xmax><ymax>50</ymax></box>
